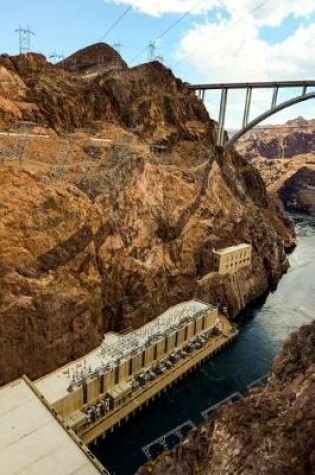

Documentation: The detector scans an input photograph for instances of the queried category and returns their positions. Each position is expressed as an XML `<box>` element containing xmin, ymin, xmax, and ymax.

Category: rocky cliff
<box><xmin>250</xmin><ymin>155</ymin><xmax>315</xmax><ymax>216</ymax></box>
<box><xmin>278</xmin><ymin>165</ymin><xmax>315</xmax><ymax>216</ymax></box>
<box><xmin>138</xmin><ymin>320</ymin><xmax>315</xmax><ymax>475</ymax></box>
<box><xmin>236</xmin><ymin>118</ymin><xmax>315</xmax><ymax>216</ymax></box>
<box><xmin>0</xmin><ymin>45</ymin><xmax>294</xmax><ymax>385</ymax></box>
<box><xmin>236</xmin><ymin>117</ymin><xmax>315</xmax><ymax>161</ymax></box>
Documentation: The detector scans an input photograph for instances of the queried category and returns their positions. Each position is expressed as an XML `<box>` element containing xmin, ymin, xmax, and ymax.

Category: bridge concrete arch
<box><xmin>188</xmin><ymin>81</ymin><xmax>315</xmax><ymax>148</ymax></box>
<box><xmin>226</xmin><ymin>91</ymin><xmax>315</xmax><ymax>148</ymax></box>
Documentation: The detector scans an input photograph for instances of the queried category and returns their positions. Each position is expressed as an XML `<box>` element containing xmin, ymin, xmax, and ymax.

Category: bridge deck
<box><xmin>188</xmin><ymin>80</ymin><xmax>315</xmax><ymax>90</ymax></box>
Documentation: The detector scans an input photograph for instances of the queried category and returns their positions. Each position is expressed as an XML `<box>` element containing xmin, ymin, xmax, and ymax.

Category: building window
<box><xmin>82</xmin><ymin>382</ymin><xmax>88</xmax><ymax>404</ymax></box>
<box><xmin>175</xmin><ymin>331</ymin><xmax>179</xmax><ymax>347</ymax></box>
<box><xmin>153</xmin><ymin>344</ymin><xmax>157</xmax><ymax>360</ymax></box>
<box><xmin>114</xmin><ymin>365</ymin><xmax>119</xmax><ymax>385</ymax></box>
<box><xmin>141</xmin><ymin>352</ymin><xmax>145</xmax><ymax>368</ymax></box>
<box><xmin>128</xmin><ymin>359</ymin><xmax>132</xmax><ymax>376</ymax></box>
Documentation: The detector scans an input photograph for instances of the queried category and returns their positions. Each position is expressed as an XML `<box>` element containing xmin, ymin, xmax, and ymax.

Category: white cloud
<box><xmin>216</xmin><ymin>0</ymin><xmax>315</xmax><ymax>27</ymax></box>
<box><xmin>106</xmin><ymin>0</ymin><xmax>217</xmax><ymax>17</ymax></box>
<box><xmin>106</xmin><ymin>0</ymin><xmax>315</xmax><ymax>126</ymax></box>
<box><xmin>181</xmin><ymin>18</ymin><xmax>315</xmax><ymax>127</ymax></box>
<box><xmin>107</xmin><ymin>0</ymin><xmax>315</xmax><ymax>25</ymax></box>
<box><xmin>178</xmin><ymin>20</ymin><xmax>315</xmax><ymax>82</ymax></box>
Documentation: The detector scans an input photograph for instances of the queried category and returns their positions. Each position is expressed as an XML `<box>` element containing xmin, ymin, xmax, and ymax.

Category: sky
<box><xmin>0</xmin><ymin>0</ymin><xmax>314</xmax><ymax>128</ymax></box>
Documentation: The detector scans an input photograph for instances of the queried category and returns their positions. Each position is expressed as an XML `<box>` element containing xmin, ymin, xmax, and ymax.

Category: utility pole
<box><xmin>15</xmin><ymin>25</ymin><xmax>35</xmax><ymax>54</ymax></box>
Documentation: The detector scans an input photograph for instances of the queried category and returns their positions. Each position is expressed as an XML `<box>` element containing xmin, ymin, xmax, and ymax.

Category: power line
<box><xmin>156</xmin><ymin>0</ymin><xmax>206</xmax><ymax>44</ymax></box>
<box><xmin>69</xmin><ymin>0</ymin><xmax>87</xmax><ymax>25</ymax></box>
<box><xmin>98</xmin><ymin>5</ymin><xmax>132</xmax><ymax>42</ymax></box>
<box><xmin>130</xmin><ymin>0</ymin><xmax>207</xmax><ymax>65</ymax></box>
<box><xmin>173</xmin><ymin>0</ymin><xmax>271</xmax><ymax>69</ymax></box>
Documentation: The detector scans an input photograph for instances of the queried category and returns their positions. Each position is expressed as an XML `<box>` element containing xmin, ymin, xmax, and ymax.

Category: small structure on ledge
<box><xmin>213</xmin><ymin>243</ymin><xmax>252</xmax><ymax>274</ymax></box>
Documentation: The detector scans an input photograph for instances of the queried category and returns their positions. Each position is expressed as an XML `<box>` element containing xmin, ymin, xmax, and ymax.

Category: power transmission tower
<box><xmin>148</xmin><ymin>41</ymin><xmax>157</xmax><ymax>61</ymax></box>
<box><xmin>48</xmin><ymin>52</ymin><xmax>64</xmax><ymax>64</ymax></box>
<box><xmin>15</xmin><ymin>25</ymin><xmax>35</xmax><ymax>54</ymax></box>
<box><xmin>113</xmin><ymin>41</ymin><xmax>122</xmax><ymax>53</ymax></box>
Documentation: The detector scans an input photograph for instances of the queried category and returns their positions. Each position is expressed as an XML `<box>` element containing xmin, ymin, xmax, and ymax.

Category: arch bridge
<box><xmin>188</xmin><ymin>80</ymin><xmax>315</xmax><ymax>148</ymax></box>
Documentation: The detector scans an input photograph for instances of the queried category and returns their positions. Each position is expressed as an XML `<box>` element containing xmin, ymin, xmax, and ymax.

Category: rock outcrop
<box><xmin>279</xmin><ymin>166</ymin><xmax>315</xmax><ymax>216</ymax></box>
<box><xmin>58</xmin><ymin>42</ymin><xmax>128</xmax><ymax>73</ymax></box>
<box><xmin>250</xmin><ymin>155</ymin><xmax>315</xmax><ymax>216</ymax></box>
<box><xmin>137</xmin><ymin>321</ymin><xmax>315</xmax><ymax>475</ymax></box>
<box><xmin>0</xmin><ymin>45</ymin><xmax>294</xmax><ymax>385</ymax></box>
<box><xmin>236</xmin><ymin>117</ymin><xmax>315</xmax><ymax>161</ymax></box>
<box><xmin>235</xmin><ymin>118</ymin><xmax>315</xmax><ymax>215</ymax></box>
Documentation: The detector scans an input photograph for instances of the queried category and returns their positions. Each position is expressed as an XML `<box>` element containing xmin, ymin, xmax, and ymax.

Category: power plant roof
<box><xmin>0</xmin><ymin>378</ymin><xmax>101</xmax><ymax>474</ymax></box>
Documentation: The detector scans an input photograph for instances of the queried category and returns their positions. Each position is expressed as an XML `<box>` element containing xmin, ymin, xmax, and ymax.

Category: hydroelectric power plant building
<box><xmin>0</xmin><ymin>300</ymin><xmax>238</xmax><ymax>474</ymax></box>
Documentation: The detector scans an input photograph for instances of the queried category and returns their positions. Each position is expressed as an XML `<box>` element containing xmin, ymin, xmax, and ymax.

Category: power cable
<box><xmin>130</xmin><ymin>0</ymin><xmax>207</xmax><ymax>65</ymax></box>
<box><xmin>68</xmin><ymin>0</ymin><xmax>87</xmax><ymax>28</ymax></box>
<box><xmin>156</xmin><ymin>0</ymin><xmax>206</xmax><ymax>43</ymax></box>
<box><xmin>172</xmin><ymin>0</ymin><xmax>271</xmax><ymax>68</ymax></box>
<box><xmin>98</xmin><ymin>5</ymin><xmax>132</xmax><ymax>42</ymax></box>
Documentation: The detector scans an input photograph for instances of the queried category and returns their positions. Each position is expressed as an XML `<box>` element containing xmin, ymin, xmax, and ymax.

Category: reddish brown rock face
<box><xmin>137</xmin><ymin>321</ymin><xmax>315</xmax><ymax>475</ymax></box>
<box><xmin>236</xmin><ymin>117</ymin><xmax>315</xmax><ymax>161</ymax></box>
<box><xmin>278</xmin><ymin>166</ymin><xmax>315</xmax><ymax>216</ymax></box>
<box><xmin>235</xmin><ymin>118</ymin><xmax>315</xmax><ymax>216</ymax></box>
<box><xmin>0</xmin><ymin>45</ymin><xmax>294</xmax><ymax>385</ymax></box>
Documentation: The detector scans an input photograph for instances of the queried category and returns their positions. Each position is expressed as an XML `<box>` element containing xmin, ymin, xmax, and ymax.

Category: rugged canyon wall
<box><xmin>250</xmin><ymin>155</ymin><xmax>315</xmax><ymax>216</ymax></box>
<box><xmin>138</xmin><ymin>321</ymin><xmax>315</xmax><ymax>475</ymax></box>
<box><xmin>236</xmin><ymin>118</ymin><xmax>315</xmax><ymax>216</ymax></box>
<box><xmin>278</xmin><ymin>165</ymin><xmax>315</xmax><ymax>216</ymax></box>
<box><xmin>0</xmin><ymin>44</ymin><xmax>294</xmax><ymax>385</ymax></box>
<box><xmin>236</xmin><ymin>117</ymin><xmax>315</xmax><ymax>161</ymax></box>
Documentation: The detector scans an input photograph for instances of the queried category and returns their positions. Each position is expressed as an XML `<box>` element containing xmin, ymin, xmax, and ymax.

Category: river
<box><xmin>91</xmin><ymin>213</ymin><xmax>315</xmax><ymax>475</ymax></box>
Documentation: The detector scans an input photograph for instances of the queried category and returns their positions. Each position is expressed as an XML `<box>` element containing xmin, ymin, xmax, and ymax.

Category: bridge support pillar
<box><xmin>217</xmin><ymin>88</ymin><xmax>228</xmax><ymax>147</ymax></box>
<box><xmin>271</xmin><ymin>86</ymin><xmax>278</xmax><ymax>109</ymax></box>
<box><xmin>242</xmin><ymin>87</ymin><xmax>252</xmax><ymax>128</ymax></box>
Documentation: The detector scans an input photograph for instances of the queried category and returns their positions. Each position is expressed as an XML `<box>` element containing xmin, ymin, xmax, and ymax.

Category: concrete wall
<box><xmin>177</xmin><ymin>327</ymin><xmax>185</xmax><ymax>346</ymax></box>
<box><xmin>131</xmin><ymin>353</ymin><xmax>142</xmax><ymax>375</ymax></box>
<box><xmin>156</xmin><ymin>339</ymin><xmax>165</xmax><ymax>360</ymax></box>
<box><xmin>195</xmin><ymin>315</ymin><xmax>204</xmax><ymax>335</ymax></box>
<box><xmin>87</xmin><ymin>378</ymin><xmax>100</xmax><ymax>404</ymax></box>
<box><xmin>53</xmin><ymin>386</ymin><xmax>84</xmax><ymax>417</ymax></box>
<box><xmin>144</xmin><ymin>346</ymin><xmax>153</xmax><ymax>367</ymax></box>
<box><xmin>104</xmin><ymin>369</ymin><xmax>114</xmax><ymax>393</ymax></box>
<box><xmin>119</xmin><ymin>360</ymin><xmax>128</xmax><ymax>383</ymax></box>
<box><xmin>166</xmin><ymin>332</ymin><xmax>176</xmax><ymax>353</ymax></box>
<box><xmin>186</xmin><ymin>321</ymin><xmax>195</xmax><ymax>340</ymax></box>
